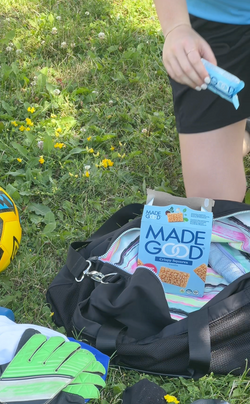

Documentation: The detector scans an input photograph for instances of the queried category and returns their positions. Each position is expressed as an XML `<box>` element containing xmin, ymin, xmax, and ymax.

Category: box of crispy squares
<box><xmin>138</xmin><ymin>190</ymin><xmax>214</xmax><ymax>297</ymax></box>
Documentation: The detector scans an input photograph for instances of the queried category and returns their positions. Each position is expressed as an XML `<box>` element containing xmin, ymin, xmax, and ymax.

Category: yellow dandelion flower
<box><xmin>85</xmin><ymin>171</ymin><xmax>90</xmax><ymax>177</ymax></box>
<box><xmin>75</xmin><ymin>174</ymin><xmax>78</xmax><ymax>178</ymax></box>
<box><xmin>25</xmin><ymin>118</ymin><xmax>34</xmax><ymax>126</ymax></box>
<box><xmin>164</xmin><ymin>395</ymin><xmax>179</xmax><ymax>404</ymax></box>
<box><xmin>87</xmin><ymin>136</ymin><xmax>92</xmax><ymax>141</ymax></box>
<box><xmin>11</xmin><ymin>121</ymin><xmax>18</xmax><ymax>127</ymax></box>
<box><xmin>17</xmin><ymin>158</ymin><xmax>22</xmax><ymax>162</ymax></box>
<box><xmin>110</xmin><ymin>145</ymin><xmax>115</xmax><ymax>151</ymax></box>
<box><xmin>39</xmin><ymin>156</ymin><xmax>45</xmax><ymax>164</ymax></box>
<box><xmin>87</xmin><ymin>148</ymin><xmax>94</xmax><ymax>153</ymax></box>
<box><xmin>51</xmin><ymin>114</ymin><xmax>57</xmax><ymax>118</ymax></box>
<box><xmin>100</xmin><ymin>158</ymin><xmax>114</xmax><ymax>168</ymax></box>
<box><xmin>101</xmin><ymin>158</ymin><xmax>108</xmax><ymax>168</ymax></box>
<box><xmin>26</xmin><ymin>127</ymin><xmax>30</xmax><ymax>131</ymax></box>
<box><xmin>27</xmin><ymin>107</ymin><xmax>35</xmax><ymax>113</ymax></box>
<box><xmin>19</xmin><ymin>125</ymin><xmax>26</xmax><ymax>132</ymax></box>
<box><xmin>56</xmin><ymin>128</ymin><xmax>62</xmax><ymax>133</ymax></box>
<box><xmin>54</xmin><ymin>142</ymin><xmax>65</xmax><ymax>149</ymax></box>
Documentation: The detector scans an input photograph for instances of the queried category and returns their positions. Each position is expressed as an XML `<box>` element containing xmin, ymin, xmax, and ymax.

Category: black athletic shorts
<box><xmin>169</xmin><ymin>15</ymin><xmax>250</xmax><ymax>133</ymax></box>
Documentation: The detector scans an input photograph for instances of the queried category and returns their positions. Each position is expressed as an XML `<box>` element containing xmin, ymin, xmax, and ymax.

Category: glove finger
<box><xmin>1</xmin><ymin>334</ymin><xmax>47</xmax><ymax>378</ymax></box>
<box><xmin>57</xmin><ymin>350</ymin><xmax>97</xmax><ymax>376</ymax></box>
<box><xmin>63</xmin><ymin>383</ymin><xmax>101</xmax><ymax>399</ymax></box>
<box><xmin>83</xmin><ymin>360</ymin><xmax>106</xmax><ymax>376</ymax></box>
<box><xmin>32</xmin><ymin>337</ymin><xmax>88</xmax><ymax>378</ymax></box>
<box><xmin>70</xmin><ymin>372</ymin><xmax>106</xmax><ymax>388</ymax></box>
<box><xmin>15</xmin><ymin>329</ymin><xmax>41</xmax><ymax>355</ymax></box>
<box><xmin>44</xmin><ymin>338</ymin><xmax>81</xmax><ymax>364</ymax></box>
<box><xmin>34</xmin><ymin>336</ymin><xmax>69</xmax><ymax>360</ymax></box>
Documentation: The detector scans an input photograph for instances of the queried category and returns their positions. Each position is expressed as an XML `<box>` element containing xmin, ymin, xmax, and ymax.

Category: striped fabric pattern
<box><xmin>99</xmin><ymin>215</ymin><xmax>250</xmax><ymax>321</ymax></box>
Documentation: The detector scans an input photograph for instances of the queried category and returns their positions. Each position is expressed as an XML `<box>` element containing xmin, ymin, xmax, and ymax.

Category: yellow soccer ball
<box><xmin>0</xmin><ymin>187</ymin><xmax>22</xmax><ymax>272</ymax></box>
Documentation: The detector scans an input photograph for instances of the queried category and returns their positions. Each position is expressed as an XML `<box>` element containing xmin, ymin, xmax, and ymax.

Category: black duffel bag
<box><xmin>46</xmin><ymin>200</ymin><xmax>250</xmax><ymax>380</ymax></box>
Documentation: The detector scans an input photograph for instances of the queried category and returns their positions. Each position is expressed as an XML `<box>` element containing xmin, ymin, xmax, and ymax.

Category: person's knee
<box><xmin>179</xmin><ymin>122</ymin><xmax>247</xmax><ymax>202</ymax></box>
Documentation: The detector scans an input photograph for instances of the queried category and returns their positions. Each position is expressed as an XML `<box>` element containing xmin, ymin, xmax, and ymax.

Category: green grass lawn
<box><xmin>0</xmin><ymin>0</ymin><xmax>250</xmax><ymax>403</ymax></box>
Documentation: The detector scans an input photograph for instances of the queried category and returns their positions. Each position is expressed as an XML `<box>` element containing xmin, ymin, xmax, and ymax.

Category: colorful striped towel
<box><xmin>166</xmin><ymin>266</ymin><xmax>228</xmax><ymax>320</ymax></box>
<box><xmin>99</xmin><ymin>224</ymin><xmax>250</xmax><ymax>322</ymax></box>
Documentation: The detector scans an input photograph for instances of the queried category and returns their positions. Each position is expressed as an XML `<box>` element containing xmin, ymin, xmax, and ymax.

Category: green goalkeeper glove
<box><xmin>0</xmin><ymin>334</ymin><xmax>101</xmax><ymax>404</ymax></box>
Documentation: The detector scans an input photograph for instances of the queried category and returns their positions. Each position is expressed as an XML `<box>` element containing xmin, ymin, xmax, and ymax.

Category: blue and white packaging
<box><xmin>138</xmin><ymin>204</ymin><xmax>213</xmax><ymax>297</ymax></box>
<box><xmin>202</xmin><ymin>58</ymin><xmax>245</xmax><ymax>109</ymax></box>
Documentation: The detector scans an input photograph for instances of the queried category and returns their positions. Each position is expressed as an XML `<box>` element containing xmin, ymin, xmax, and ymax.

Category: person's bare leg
<box><xmin>243</xmin><ymin>130</ymin><xmax>250</xmax><ymax>157</ymax></box>
<box><xmin>179</xmin><ymin>120</ymin><xmax>247</xmax><ymax>201</ymax></box>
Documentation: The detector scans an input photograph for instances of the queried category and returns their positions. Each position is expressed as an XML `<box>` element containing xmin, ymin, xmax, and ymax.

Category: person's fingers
<box><xmin>201</xmin><ymin>41</ymin><xmax>217</xmax><ymax>66</ymax></box>
<box><xmin>164</xmin><ymin>56</ymin><xmax>184</xmax><ymax>83</ymax></box>
<box><xmin>186</xmin><ymin>49</ymin><xmax>211</xmax><ymax>84</ymax></box>
<box><xmin>176</xmin><ymin>48</ymin><xmax>206</xmax><ymax>87</ymax></box>
<box><xmin>165</xmin><ymin>51</ymin><xmax>206</xmax><ymax>89</ymax></box>
<box><xmin>165</xmin><ymin>57</ymin><xmax>195</xmax><ymax>88</ymax></box>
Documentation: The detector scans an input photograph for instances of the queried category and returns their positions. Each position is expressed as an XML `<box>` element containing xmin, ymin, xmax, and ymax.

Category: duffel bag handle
<box><xmin>66</xmin><ymin>203</ymin><xmax>143</xmax><ymax>279</ymax></box>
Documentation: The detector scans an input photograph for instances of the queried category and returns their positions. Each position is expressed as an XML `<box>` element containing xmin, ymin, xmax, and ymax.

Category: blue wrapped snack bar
<box><xmin>202</xmin><ymin>58</ymin><xmax>245</xmax><ymax>109</ymax></box>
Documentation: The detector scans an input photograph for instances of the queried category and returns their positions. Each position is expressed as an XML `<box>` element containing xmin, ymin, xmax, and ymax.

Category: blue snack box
<box><xmin>138</xmin><ymin>204</ymin><xmax>213</xmax><ymax>297</ymax></box>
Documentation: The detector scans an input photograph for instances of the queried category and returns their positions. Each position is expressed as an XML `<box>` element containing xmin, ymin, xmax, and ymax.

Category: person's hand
<box><xmin>163</xmin><ymin>24</ymin><xmax>217</xmax><ymax>90</ymax></box>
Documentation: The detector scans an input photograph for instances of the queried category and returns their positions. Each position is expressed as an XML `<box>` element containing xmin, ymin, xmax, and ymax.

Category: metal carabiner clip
<box><xmin>75</xmin><ymin>260</ymin><xmax>117</xmax><ymax>284</ymax></box>
<box><xmin>75</xmin><ymin>260</ymin><xmax>92</xmax><ymax>282</ymax></box>
<box><xmin>90</xmin><ymin>271</ymin><xmax>118</xmax><ymax>284</ymax></box>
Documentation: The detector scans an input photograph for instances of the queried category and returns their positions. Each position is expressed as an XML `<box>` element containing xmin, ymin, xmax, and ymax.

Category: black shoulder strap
<box><xmin>66</xmin><ymin>203</ymin><xmax>143</xmax><ymax>278</ymax></box>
